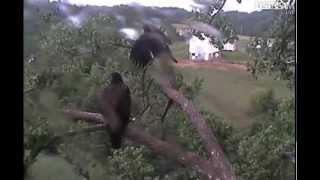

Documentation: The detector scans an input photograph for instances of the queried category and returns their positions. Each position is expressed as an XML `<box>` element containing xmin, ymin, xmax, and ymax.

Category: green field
<box><xmin>171</xmin><ymin>36</ymin><xmax>289</xmax><ymax>128</ymax></box>
<box><xmin>176</xmin><ymin>67</ymin><xmax>290</xmax><ymax>129</ymax></box>
<box><xmin>222</xmin><ymin>35</ymin><xmax>253</xmax><ymax>64</ymax></box>
<box><xmin>221</xmin><ymin>51</ymin><xmax>251</xmax><ymax>64</ymax></box>
<box><xmin>171</xmin><ymin>38</ymin><xmax>289</xmax><ymax>129</ymax></box>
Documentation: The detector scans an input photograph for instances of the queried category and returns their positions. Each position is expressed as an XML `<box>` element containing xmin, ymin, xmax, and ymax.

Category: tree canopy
<box><xmin>24</xmin><ymin>0</ymin><xmax>295</xmax><ymax>179</ymax></box>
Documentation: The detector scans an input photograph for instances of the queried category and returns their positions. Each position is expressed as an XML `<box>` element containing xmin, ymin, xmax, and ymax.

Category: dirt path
<box><xmin>175</xmin><ymin>59</ymin><xmax>247</xmax><ymax>72</ymax></box>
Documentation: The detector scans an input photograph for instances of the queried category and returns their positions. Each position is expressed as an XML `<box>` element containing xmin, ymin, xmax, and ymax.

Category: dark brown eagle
<box><xmin>98</xmin><ymin>72</ymin><xmax>131</xmax><ymax>149</ymax></box>
<box><xmin>129</xmin><ymin>24</ymin><xmax>178</xmax><ymax>139</ymax></box>
<box><xmin>130</xmin><ymin>24</ymin><xmax>177</xmax><ymax>67</ymax></box>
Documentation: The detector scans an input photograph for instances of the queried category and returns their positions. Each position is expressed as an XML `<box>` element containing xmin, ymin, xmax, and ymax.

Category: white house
<box><xmin>189</xmin><ymin>33</ymin><xmax>220</xmax><ymax>61</ymax></box>
<box><xmin>172</xmin><ymin>24</ymin><xmax>223</xmax><ymax>61</ymax></box>
<box><xmin>223</xmin><ymin>42</ymin><xmax>236</xmax><ymax>51</ymax></box>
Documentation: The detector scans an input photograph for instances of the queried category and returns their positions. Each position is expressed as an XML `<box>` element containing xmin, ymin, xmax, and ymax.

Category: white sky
<box><xmin>49</xmin><ymin>0</ymin><xmax>277</xmax><ymax>13</ymax></box>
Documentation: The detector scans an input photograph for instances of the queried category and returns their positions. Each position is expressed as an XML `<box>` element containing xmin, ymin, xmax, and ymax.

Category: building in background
<box><xmin>188</xmin><ymin>33</ymin><xmax>220</xmax><ymax>61</ymax></box>
<box><xmin>223</xmin><ymin>41</ymin><xmax>237</xmax><ymax>51</ymax></box>
<box><xmin>173</xmin><ymin>24</ymin><xmax>225</xmax><ymax>61</ymax></box>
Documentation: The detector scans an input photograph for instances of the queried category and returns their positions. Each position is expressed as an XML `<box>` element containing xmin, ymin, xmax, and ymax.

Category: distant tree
<box><xmin>234</xmin><ymin>2</ymin><xmax>295</xmax><ymax>179</ymax></box>
<box><xmin>247</xmin><ymin>0</ymin><xmax>295</xmax><ymax>88</ymax></box>
<box><xmin>191</xmin><ymin>0</ymin><xmax>240</xmax><ymax>48</ymax></box>
<box><xmin>234</xmin><ymin>96</ymin><xmax>295</xmax><ymax>180</ymax></box>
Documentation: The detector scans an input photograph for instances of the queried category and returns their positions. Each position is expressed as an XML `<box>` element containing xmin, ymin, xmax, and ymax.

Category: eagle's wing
<box><xmin>130</xmin><ymin>33</ymin><xmax>176</xmax><ymax>67</ymax></box>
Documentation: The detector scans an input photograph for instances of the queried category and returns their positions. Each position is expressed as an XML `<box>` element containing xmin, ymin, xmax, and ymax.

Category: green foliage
<box><xmin>24</xmin><ymin>5</ymin><xmax>210</xmax><ymax>179</ymax></box>
<box><xmin>24</xmin><ymin>2</ymin><xmax>294</xmax><ymax>180</ymax></box>
<box><xmin>174</xmin><ymin>110</ymin><xmax>205</xmax><ymax>155</ymax></box>
<box><xmin>221</xmin><ymin>51</ymin><xmax>251</xmax><ymax>64</ymax></box>
<box><xmin>175</xmin><ymin>72</ymin><xmax>205</xmax><ymax>100</ymax></box>
<box><xmin>24</xmin><ymin>10</ymin><xmax>129</xmax><ymax>178</ymax></box>
<box><xmin>235</xmin><ymin>97</ymin><xmax>294</xmax><ymax>180</ymax></box>
<box><xmin>212</xmin><ymin>15</ymin><xmax>238</xmax><ymax>43</ymax></box>
<box><xmin>223</xmin><ymin>10</ymin><xmax>279</xmax><ymax>37</ymax></box>
<box><xmin>24</xmin><ymin>119</ymin><xmax>53</xmax><ymax>170</ymax></box>
<box><xmin>249</xmin><ymin>88</ymin><xmax>278</xmax><ymax>116</ymax></box>
<box><xmin>26</xmin><ymin>153</ymin><xmax>83</xmax><ymax>180</ymax></box>
<box><xmin>246</xmin><ymin>0</ymin><xmax>295</xmax><ymax>88</ymax></box>
<box><xmin>202</xmin><ymin>111</ymin><xmax>237</xmax><ymax>155</ymax></box>
<box><xmin>107</xmin><ymin>146</ymin><xmax>156</xmax><ymax>180</ymax></box>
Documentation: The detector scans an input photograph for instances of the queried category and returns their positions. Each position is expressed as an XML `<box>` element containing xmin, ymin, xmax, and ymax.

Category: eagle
<box><xmin>130</xmin><ymin>24</ymin><xmax>177</xmax><ymax>67</ymax></box>
<box><xmin>129</xmin><ymin>24</ymin><xmax>178</xmax><ymax>139</ymax></box>
<box><xmin>98</xmin><ymin>72</ymin><xmax>131</xmax><ymax>149</ymax></box>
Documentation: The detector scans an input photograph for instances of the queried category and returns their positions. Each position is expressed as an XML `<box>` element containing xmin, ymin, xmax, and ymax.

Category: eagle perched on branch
<box><xmin>99</xmin><ymin>72</ymin><xmax>131</xmax><ymax>149</ymax></box>
<box><xmin>129</xmin><ymin>24</ymin><xmax>178</xmax><ymax>139</ymax></box>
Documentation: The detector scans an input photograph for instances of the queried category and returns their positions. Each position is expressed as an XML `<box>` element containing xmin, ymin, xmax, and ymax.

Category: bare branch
<box><xmin>137</xmin><ymin>103</ymin><xmax>151</xmax><ymax>118</ymax></box>
<box><xmin>62</xmin><ymin>109</ymin><xmax>104</xmax><ymax>124</ymax></box>
<box><xmin>208</xmin><ymin>0</ymin><xmax>227</xmax><ymax>24</ymax></box>
<box><xmin>158</xmin><ymin>82</ymin><xmax>236</xmax><ymax>179</ymax></box>
<box><xmin>63</xmin><ymin>110</ymin><xmax>237</xmax><ymax>180</ymax></box>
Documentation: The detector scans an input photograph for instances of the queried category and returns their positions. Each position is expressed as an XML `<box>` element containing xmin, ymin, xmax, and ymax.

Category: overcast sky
<box><xmin>48</xmin><ymin>0</ymin><xmax>277</xmax><ymax>13</ymax></box>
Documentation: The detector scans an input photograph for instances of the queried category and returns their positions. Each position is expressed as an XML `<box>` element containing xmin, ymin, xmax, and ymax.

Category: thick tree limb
<box><xmin>63</xmin><ymin>110</ymin><xmax>236</xmax><ymax>180</ymax></box>
<box><xmin>158</xmin><ymin>81</ymin><xmax>236</xmax><ymax>180</ymax></box>
<box><xmin>62</xmin><ymin>109</ymin><xmax>104</xmax><ymax>124</ymax></box>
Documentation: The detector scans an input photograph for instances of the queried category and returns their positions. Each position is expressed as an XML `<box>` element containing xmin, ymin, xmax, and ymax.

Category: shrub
<box><xmin>249</xmin><ymin>88</ymin><xmax>278</xmax><ymax>116</ymax></box>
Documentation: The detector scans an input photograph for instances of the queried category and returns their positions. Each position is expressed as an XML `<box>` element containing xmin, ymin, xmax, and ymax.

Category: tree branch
<box><xmin>63</xmin><ymin>110</ymin><xmax>236</xmax><ymax>180</ymax></box>
<box><xmin>62</xmin><ymin>109</ymin><xmax>104</xmax><ymax>124</ymax></box>
<box><xmin>208</xmin><ymin>0</ymin><xmax>227</xmax><ymax>25</ymax></box>
<box><xmin>158</xmin><ymin>81</ymin><xmax>236</xmax><ymax>179</ymax></box>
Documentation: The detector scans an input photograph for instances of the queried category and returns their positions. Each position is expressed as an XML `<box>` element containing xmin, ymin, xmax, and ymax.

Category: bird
<box><xmin>142</xmin><ymin>24</ymin><xmax>172</xmax><ymax>45</ymax></box>
<box><xmin>129</xmin><ymin>24</ymin><xmax>178</xmax><ymax>139</ymax></box>
<box><xmin>98</xmin><ymin>72</ymin><xmax>131</xmax><ymax>149</ymax></box>
<box><xmin>130</xmin><ymin>23</ymin><xmax>177</xmax><ymax>68</ymax></box>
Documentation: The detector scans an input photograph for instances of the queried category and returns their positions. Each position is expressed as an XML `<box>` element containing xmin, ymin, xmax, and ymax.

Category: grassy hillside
<box><xmin>221</xmin><ymin>51</ymin><xmax>251</xmax><ymax>64</ymax></box>
<box><xmin>175</xmin><ymin>66</ymin><xmax>289</xmax><ymax>129</ymax></box>
<box><xmin>171</xmin><ymin>39</ymin><xmax>289</xmax><ymax>129</ymax></box>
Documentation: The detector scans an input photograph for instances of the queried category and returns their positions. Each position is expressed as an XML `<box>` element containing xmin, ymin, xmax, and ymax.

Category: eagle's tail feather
<box><xmin>110</xmin><ymin>133</ymin><xmax>122</xmax><ymax>149</ymax></box>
